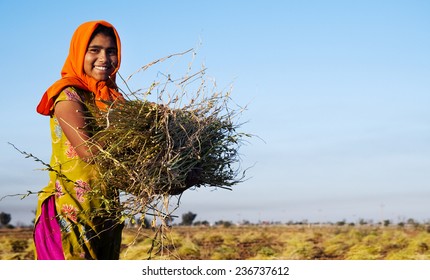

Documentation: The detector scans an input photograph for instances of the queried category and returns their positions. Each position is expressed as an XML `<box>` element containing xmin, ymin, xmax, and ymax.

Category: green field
<box><xmin>1</xmin><ymin>224</ymin><xmax>430</xmax><ymax>260</ymax></box>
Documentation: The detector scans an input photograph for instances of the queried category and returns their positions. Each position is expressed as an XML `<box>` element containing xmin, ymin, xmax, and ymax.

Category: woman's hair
<box><xmin>89</xmin><ymin>24</ymin><xmax>117</xmax><ymax>45</ymax></box>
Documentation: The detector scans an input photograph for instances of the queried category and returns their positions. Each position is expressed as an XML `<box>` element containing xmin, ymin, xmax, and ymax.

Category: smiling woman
<box><xmin>84</xmin><ymin>26</ymin><xmax>118</xmax><ymax>81</ymax></box>
<box><xmin>34</xmin><ymin>20</ymin><xmax>125</xmax><ymax>260</ymax></box>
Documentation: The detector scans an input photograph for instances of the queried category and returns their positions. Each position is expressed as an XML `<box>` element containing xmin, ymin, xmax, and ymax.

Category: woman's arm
<box><xmin>54</xmin><ymin>100</ymin><xmax>98</xmax><ymax>162</ymax></box>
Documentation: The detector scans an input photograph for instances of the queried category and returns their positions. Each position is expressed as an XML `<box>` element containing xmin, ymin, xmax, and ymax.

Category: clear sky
<box><xmin>1</xmin><ymin>0</ymin><xmax>429</xmax><ymax>226</ymax></box>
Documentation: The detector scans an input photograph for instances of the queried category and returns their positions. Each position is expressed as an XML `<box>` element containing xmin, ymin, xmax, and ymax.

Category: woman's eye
<box><xmin>107</xmin><ymin>49</ymin><xmax>117</xmax><ymax>56</ymax></box>
<box><xmin>88</xmin><ymin>48</ymin><xmax>100</xmax><ymax>53</ymax></box>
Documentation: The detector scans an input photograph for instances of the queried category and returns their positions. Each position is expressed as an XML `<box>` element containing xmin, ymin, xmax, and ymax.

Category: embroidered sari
<box><xmin>34</xmin><ymin>88</ymin><xmax>123</xmax><ymax>260</ymax></box>
<box><xmin>34</xmin><ymin>20</ymin><xmax>124</xmax><ymax>260</ymax></box>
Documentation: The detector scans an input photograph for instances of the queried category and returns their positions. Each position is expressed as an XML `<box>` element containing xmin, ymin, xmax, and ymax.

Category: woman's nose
<box><xmin>98</xmin><ymin>50</ymin><xmax>108</xmax><ymax>62</ymax></box>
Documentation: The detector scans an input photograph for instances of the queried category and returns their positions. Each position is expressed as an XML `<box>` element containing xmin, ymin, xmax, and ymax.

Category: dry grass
<box><xmin>79</xmin><ymin>49</ymin><xmax>252</xmax><ymax>230</ymax></box>
<box><xmin>3</xmin><ymin>225</ymin><xmax>430</xmax><ymax>260</ymax></box>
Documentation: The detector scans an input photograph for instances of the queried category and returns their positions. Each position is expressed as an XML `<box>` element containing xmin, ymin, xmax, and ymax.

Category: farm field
<box><xmin>1</xmin><ymin>225</ymin><xmax>430</xmax><ymax>260</ymax></box>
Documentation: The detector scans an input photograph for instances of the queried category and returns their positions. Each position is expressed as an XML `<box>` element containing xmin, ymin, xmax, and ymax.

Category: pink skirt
<box><xmin>34</xmin><ymin>196</ymin><xmax>65</xmax><ymax>260</ymax></box>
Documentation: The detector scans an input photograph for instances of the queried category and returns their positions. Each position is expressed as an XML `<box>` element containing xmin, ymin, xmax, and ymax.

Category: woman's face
<box><xmin>84</xmin><ymin>33</ymin><xmax>118</xmax><ymax>81</ymax></box>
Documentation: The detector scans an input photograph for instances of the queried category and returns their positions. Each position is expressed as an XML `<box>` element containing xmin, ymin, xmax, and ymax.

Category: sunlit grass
<box><xmin>2</xmin><ymin>225</ymin><xmax>430</xmax><ymax>260</ymax></box>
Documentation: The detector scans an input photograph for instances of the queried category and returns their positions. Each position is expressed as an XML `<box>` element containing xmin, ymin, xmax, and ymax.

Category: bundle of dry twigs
<box><xmin>84</xmin><ymin>50</ymin><xmax>251</xmax><ymax>224</ymax></box>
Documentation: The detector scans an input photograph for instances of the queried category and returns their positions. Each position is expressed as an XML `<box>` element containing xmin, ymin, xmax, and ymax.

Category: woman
<box><xmin>34</xmin><ymin>20</ymin><xmax>124</xmax><ymax>260</ymax></box>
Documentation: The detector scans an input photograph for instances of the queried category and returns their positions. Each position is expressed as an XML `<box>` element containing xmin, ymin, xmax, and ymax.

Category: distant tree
<box><xmin>143</xmin><ymin>217</ymin><xmax>152</xmax><ymax>228</ymax></box>
<box><xmin>215</xmin><ymin>220</ymin><xmax>233</xmax><ymax>227</ymax></box>
<box><xmin>222</xmin><ymin>221</ymin><xmax>233</xmax><ymax>228</ymax></box>
<box><xmin>193</xmin><ymin>220</ymin><xmax>210</xmax><ymax>226</ymax></box>
<box><xmin>181</xmin><ymin>211</ymin><xmax>197</xmax><ymax>226</ymax></box>
<box><xmin>383</xmin><ymin>220</ymin><xmax>391</xmax><ymax>227</ymax></box>
<box><xmin>407</xmin><ymin>218</ymin><xmax>420</xmax><ymax>229</ymax></box>
<box><xmin>137</xmin><ymin>216</ymin><xmax>151</xmax><ymax>229</ymax></box>
<box><xmin>0</xmin><ymin>212</ymin><xmax>12</xmax><ymax>227</ymax></box>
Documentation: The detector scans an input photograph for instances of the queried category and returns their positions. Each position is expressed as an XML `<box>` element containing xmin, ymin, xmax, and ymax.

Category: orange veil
<box><xmin>37</xmin><ymin>20</ymin><xmax>124</xmax><ymax>116</ymax></box>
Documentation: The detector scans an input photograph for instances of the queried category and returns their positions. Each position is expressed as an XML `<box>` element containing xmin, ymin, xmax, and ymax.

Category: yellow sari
<box><xmin>34</xmin><ymin>87</ymin><xmax>123</xmax><ymax>260</ymax></box>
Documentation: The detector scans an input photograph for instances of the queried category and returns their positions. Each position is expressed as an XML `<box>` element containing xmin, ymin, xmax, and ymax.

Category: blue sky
<box><xmin>1</xmin><ymin>0</ymin><xmax>429</xmax><ymax>225</ymax></box>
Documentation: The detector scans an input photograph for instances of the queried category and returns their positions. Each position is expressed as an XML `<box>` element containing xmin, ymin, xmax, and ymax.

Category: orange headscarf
<box><xmin>37</xmin><ymin>20</ymin><xmax>124</xmax><ymax>116</ymax></box>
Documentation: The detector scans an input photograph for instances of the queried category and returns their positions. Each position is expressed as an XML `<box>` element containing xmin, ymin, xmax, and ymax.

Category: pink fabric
<box><xmin>34</xmin><ymin>196</ymin><xmax>65</xmax><ymax>260</ymax></box>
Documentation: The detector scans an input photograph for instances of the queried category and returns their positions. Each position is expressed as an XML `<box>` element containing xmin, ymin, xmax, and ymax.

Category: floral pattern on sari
<box><xmin>65</xmin><ymin>140</ymin><xmax>78</xmax><ymax>159</ymax></box>
<box><xmin>74</xmin><ymin>180</ymin><xmax>91</xmax><ymax>202</ymax></box>
<box><xmin>55</xmin><ymin>180</ymin><xmax>64</xmax><ymax>198</ymax></box>
<box><xmin>61</xmin><ymin>204</ymin><xmax>78</xmax><ymax>223</ymax></box>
